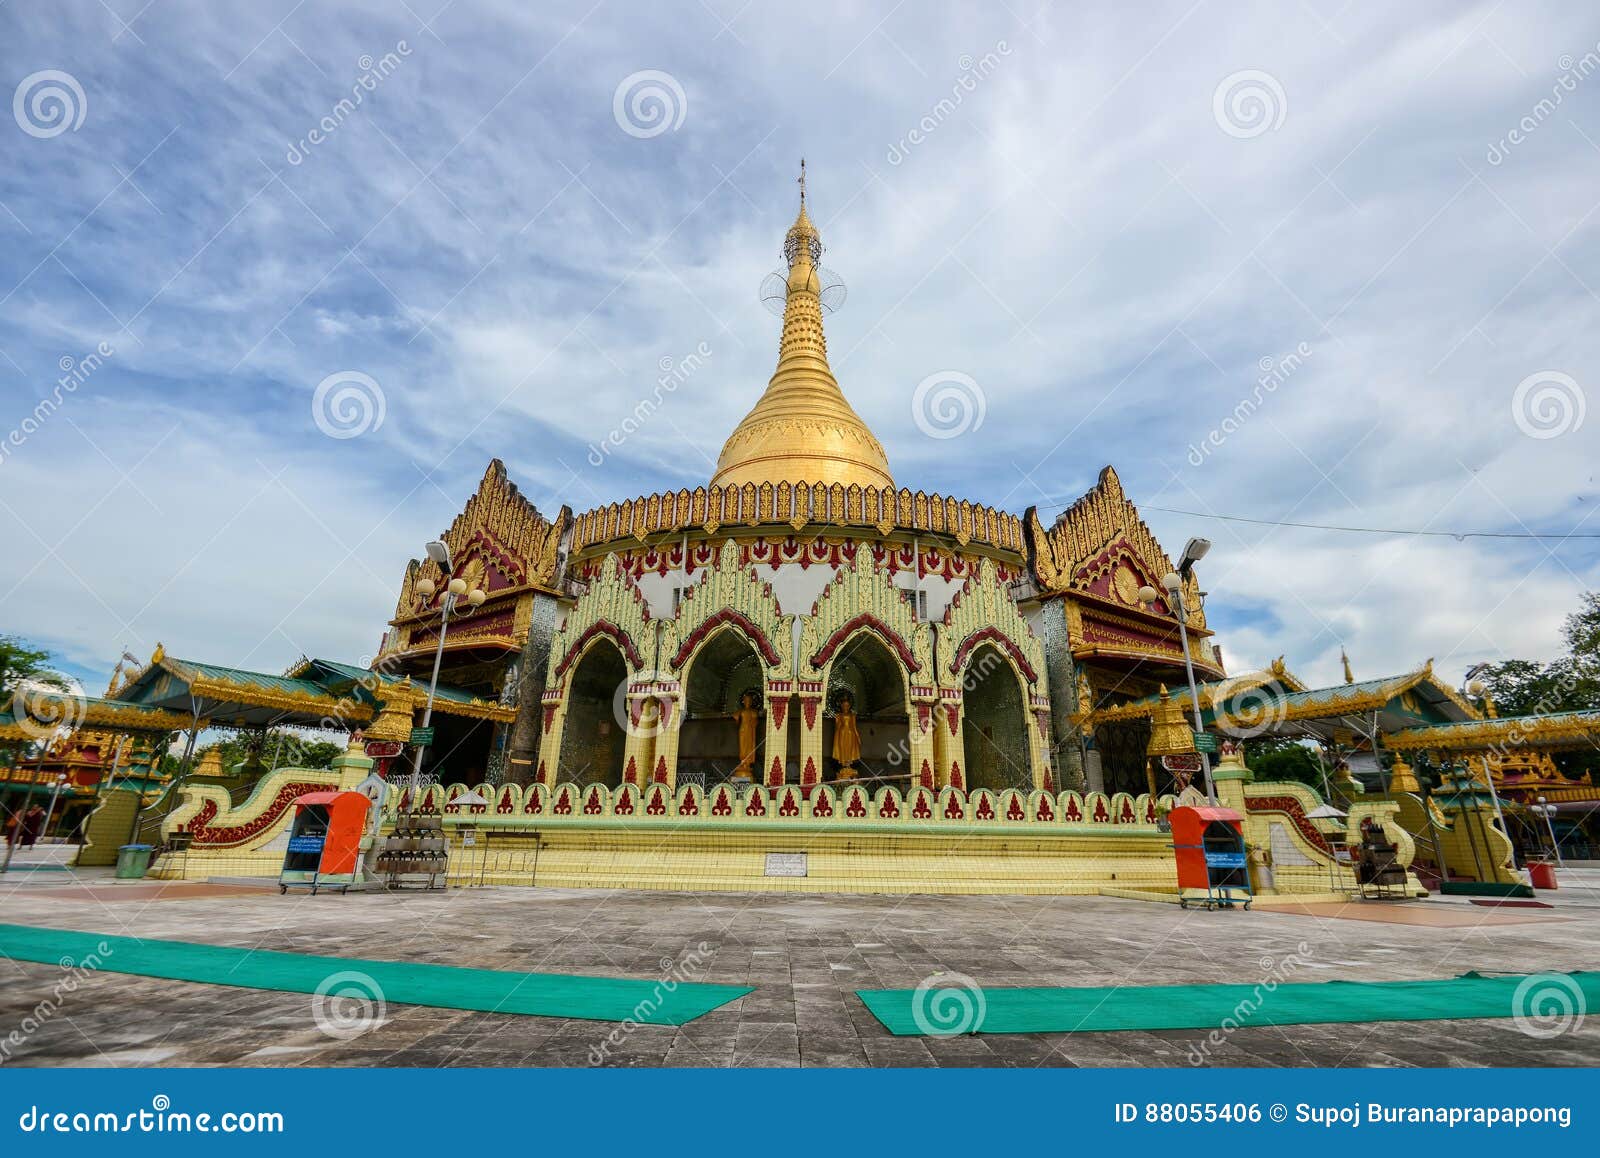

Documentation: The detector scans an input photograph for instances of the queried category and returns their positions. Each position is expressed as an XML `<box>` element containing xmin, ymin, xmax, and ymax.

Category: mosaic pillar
<box><xmin>506</xmin><ymin>592</ymin><xmax>562</xmax><ymax>787</ymax></box>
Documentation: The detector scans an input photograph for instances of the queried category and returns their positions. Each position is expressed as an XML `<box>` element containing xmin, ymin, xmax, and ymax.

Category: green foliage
<box><xmin>0</xmin><ymin>635</ymin><xmax>62</xmax><ymax>701</ymax></box>
<box><xmin>1474</xmin><ymin>592</ymin><xmax>1600</xmax><ymax>779</ymax></box>
<box><xmin>1243</xmin><ymin>736</ymin><xmax>1328</xmax><ymax>791</ymax></box>
<box><xmin>192</xmin><ymin>729</ymin><xmax>345</xmax><ymax>777</ymax></box>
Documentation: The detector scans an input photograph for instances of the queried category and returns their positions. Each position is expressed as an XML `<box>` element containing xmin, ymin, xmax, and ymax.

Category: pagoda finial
<box><xmin>710</xmin><ymin>164</ymin><xmax>892</xmax><ymax>492</ymax></box>
<box><xmin>1341</xmin><ymin>646</ymin><xmax>1353</xmax><ymax>685</ymax></box>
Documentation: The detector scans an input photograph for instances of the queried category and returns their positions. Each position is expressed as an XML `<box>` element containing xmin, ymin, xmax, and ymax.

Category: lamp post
<box><xmin>1462</xmin><ymin>668</ymin><xmax>1516</xmax><ymax>872</ymax></box>
<box><xmin>1532</xmin><ymin>796</ymin><xmax>1564</xmax><ymax>866</ymax></box>
<box><xmin>1144</xmin><ymin>536</ymin><xmax>1215</xmax><ymax>804</ymax></box>
<box><xmin>43</xmin><ymin>772</ymin><xmax>70</xmax><ymax>841</ymax></box>
<box><xmin>406</xmin><ymin>539</ymin><xmax>486</xmax><ymax>790</ymax></box>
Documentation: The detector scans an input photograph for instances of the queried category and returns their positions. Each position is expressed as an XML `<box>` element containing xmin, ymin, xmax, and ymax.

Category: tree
<box><xmin>192</xmin><ymin>729</ymin><xmax>344</xmax><ymax>777</ymax></box>
<box><xmin>0</xmin><ymin>635</ymin><xmax>63</xmax><ymax>701</ymax></box>
<box><xmin>1562</xmin><ymin>592</ymin><xmax>1600</xmax><ymax>685</ymax></box>
<box><xmin>0</xmin><ymin>636</ymin><xmax>67</xmax><ymax>768</ymax></box>
<box><xmin>1241</xmin><ymin>735</ymin><xmax>1328</xmax><ymax>791</ymax></box>
<box><xmin>1473</xmin><ymin>592</ymin><xmax>1600</xmax><ymax>779</ymax></box>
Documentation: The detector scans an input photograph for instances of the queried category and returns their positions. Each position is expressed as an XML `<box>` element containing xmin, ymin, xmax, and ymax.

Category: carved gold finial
<box><xmin>151</xmin><ymin>643</ymin><xmax>165</xmax><ymax>665</ymax></box>
<box><xmin>798</xmin><ymin>156</ymin><xmax>806</xmax><ymax>204</ymax></box>
<box><xmin>1341</xmin><ymin>647</ymin><xmax>1353</xmax><ymax>685</ymax></box>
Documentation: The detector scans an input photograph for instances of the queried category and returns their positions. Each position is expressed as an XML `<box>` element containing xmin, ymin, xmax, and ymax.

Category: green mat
<box><xmin>0</xmin><ymin>924</ymin><xmax>750</xmax><ymax>1026</ymax></box>
<box><xmin>858</xmin><ymin>970</ymin><xmax>1600</xmax><ymax>1036</ymax></box>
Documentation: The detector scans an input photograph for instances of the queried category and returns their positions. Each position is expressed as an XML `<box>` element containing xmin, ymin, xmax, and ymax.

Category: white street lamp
<box><xmin>1533</xmin><ymin>795</ymin><xmax>1564</xmax><ymax>866</ymax></box>
<box><xmin>1460</xmin><ymin>667</ymin><xmax>1515</xmax><ymax>873</ymax></box>
<box><xmin>406</xmin><ymin>540</ymin><xmax>487</xmax><ymax>790</ymax></box>
<box><xmin>1151</xmin><ymin>543</ymin><xmax>1216</xmax><ymax>805</ymax></box>
<box><xmin>43</xmin><ymin>772</ymin><xmax>70</xmax><ymax>841</ymax></box>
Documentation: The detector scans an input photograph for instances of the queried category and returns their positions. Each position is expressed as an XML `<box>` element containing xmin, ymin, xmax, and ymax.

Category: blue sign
<box><xmin>287</xmin><ymin>835</ymin><xmax>325</xmax><ymax>854</ymax></box>
<box><xmin>1205</xmin><ymin>851</ymin><xmax>1246</xmax><ymax>868</ymax></box>
<box><xmin>0</xmin><ymin>1069</ymin><xmax>1586</xmax><ymax>1153</ymax></box>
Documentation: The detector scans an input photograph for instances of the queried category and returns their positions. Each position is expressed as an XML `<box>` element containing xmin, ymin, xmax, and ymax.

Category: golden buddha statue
<box><xmin>732</xmin><ymin>691</ymin><xmax>761</xmax><ymax>780</ymax></box>
<box><xmin>832</xmin><ymin>692</ymin><xmax>861</xmax><ymax>780</ymax></box>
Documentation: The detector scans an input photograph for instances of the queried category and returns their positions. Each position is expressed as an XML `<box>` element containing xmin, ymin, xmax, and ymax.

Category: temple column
<box><xmin>1028</xmin><ymin>696</ymin><xmax>1054</xmax><ymax>791</ymax></box>
<box><xmin>533</xmin><ymin>693</ymin><xmax>564</xmax><ymax>786</ymax></box>
<box><xmin>651</xmin><ymin>688</ymin><xmax>684</xmax><ymax>790</ymax></box>
<box><xmin>617</xmin><ymin>678</ymin><xmax>656</xmax><ymax>786</ymax></box>
<box><xmin>505</xmin><ymin>592</ymin><xmax>562</xmax><ymax>787</ymax></box>
<box><xmin>932</xmin><ymin>692</ymin><xmax>965</xmax><ymax>790</ymax></box>
<box><xmin>908</xmin><ymin>693</ymin><xmax>938</xmax><ymax>790</ymax></box>
<box><xmin>763</xmin><ymin>682</ymin><xmax>791</xmax><ymax>787</ymax></box>
<box><xmin>797</xmin><ymin>685</ymin><xmax>824</xmax><ymax>790</ymax></box>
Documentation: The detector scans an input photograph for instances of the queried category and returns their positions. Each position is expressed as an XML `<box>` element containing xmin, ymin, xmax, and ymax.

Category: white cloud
<box><xmin>1</xmin><ymin>0</ymin><xmax>1597</xmax><ymax>694</ymax></box>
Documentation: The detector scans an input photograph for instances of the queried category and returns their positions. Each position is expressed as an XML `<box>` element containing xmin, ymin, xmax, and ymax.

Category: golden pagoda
<box><xmin>711</xmin><ymin>163</ymin><xmax>893</xmax><ymax>491</ymax></box>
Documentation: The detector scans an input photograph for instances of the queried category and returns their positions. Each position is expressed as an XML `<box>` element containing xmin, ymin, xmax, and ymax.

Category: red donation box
<box><xmin>279</xmin><ymin>790</ymin><xmax>371</xmax><ymax>895</ymax></box>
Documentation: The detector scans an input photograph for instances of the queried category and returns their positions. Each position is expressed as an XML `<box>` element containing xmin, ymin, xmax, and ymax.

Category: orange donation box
<box><xmin>1169</xmin><ymin>804</ymin><xmax>1252</xmax><ymax>909</ymax></box>
<box><xmin>279</xmin><ymin>790</ymin><xmax>371</xmax><ymax>894</ymax></box>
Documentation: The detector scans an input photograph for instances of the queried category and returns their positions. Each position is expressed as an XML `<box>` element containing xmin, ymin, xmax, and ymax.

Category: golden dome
<box><xmin>711</xmin><ymin>168</ymin><xmax>894</xmax><ymax>491</ymax></box>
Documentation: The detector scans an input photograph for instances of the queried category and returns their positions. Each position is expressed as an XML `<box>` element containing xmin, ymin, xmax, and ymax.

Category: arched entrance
<box><xmin>556</xmin><ymin>640</ymin><xmax>628</xmax><ymax>788</ymax></box>
<box><xmin>960</xmin><ymin>643</ymin><xmax>1033</xmax><ymax>793</ymax></box>
<box><xmin>822</xmin><ymin>633</ymin><xmax>911</xmax><ymax>786</ymax></box>
<box><xmin>678</xmin><ymin>628</ymin><xmax>766</xmax><ymax>787</ymax></box>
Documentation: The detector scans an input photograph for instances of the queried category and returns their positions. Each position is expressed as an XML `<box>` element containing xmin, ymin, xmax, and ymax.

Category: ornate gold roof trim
<box><xmin>1383</xmin><ymin>710</ymin><xmax>1600</xmax><ymax>753</ymax></box>
<box><xmin>1029</xmin><ymin>465</ymin><xmax>1204</xmax><ymax>629</ymax></box>
<box><xmin>1091</xmin><ymin>663</ymin><xmax>1304</xmax><ymax>724</ymax></box>
<box><xmin>395</xmin><ymin>460</ymin><xmax>569</xmax><ymax>622</ymax></box>
<box><xmin>571</xmin><ymin>482</ymin><xmax>1023</xmax><ymax>557</ymax></box>
<box><xmin>187</xmin><ymin>676</ymin><xmax>374</xmax><ymax>723</ymax></box>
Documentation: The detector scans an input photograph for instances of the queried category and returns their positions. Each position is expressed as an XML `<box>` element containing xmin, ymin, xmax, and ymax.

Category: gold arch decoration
<box><xmin>656</xmin><ymin>539</ymin><xmax>797</xmax><ymax>789</ymax></box>
<box><xmin>798</xmin><ymin>549</ymin><xmax>937</xmax><ymax>791</ymax></box>
<box><xmin>536</xmin><ymin>554</ymin><xmax>655</xmax><ymax>787</ymax></box>
<box><xmin>936</xmin><ymin>559</ymin><xmax>1052</xmax><ymax>791</ymax></box>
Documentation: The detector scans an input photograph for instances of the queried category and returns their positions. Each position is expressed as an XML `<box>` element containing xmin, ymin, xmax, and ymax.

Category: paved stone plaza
<box><xmin>2</xmin><ymin>868</ymin><xmax>1597</xmax><ymax>1068</ymax></box>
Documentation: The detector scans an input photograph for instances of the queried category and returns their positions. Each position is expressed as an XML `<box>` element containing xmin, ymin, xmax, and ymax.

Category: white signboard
<box><xmin>764</xmin><ymin>852</ymin><xmax>808</xmax><ymax>878</ymax></box>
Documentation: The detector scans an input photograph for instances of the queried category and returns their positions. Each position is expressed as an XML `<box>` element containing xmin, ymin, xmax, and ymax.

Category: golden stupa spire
<box><xmin>711</xmin><ymin>164</ymin><xmax>893</xmax><ymax>491</ymax></box>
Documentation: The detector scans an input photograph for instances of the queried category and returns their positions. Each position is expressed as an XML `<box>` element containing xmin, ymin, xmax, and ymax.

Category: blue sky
<box><xmin>2</xmin><ymin>0</ymin><xmax>1598</xmax><ymax>697</ymax></box>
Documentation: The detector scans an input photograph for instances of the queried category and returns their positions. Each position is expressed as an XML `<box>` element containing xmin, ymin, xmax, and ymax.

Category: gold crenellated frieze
<box><xmin>569</xmin><ymin>482</ymin><xmax>1023</xmax><ymax>558</ymax></box>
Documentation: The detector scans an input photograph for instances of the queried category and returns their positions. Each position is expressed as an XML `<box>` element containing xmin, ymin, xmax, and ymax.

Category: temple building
<box><xmin>13</xmin><ymin>174</ymin><xmax>1600</xmax><ymax>895</ymax></box>
<box><xmin>368</xmin><ymin>185</ymin><xmax>1229</xmax><ymax>803</ymax></box>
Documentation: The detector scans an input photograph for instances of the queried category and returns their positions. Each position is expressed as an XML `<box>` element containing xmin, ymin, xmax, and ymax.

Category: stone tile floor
<box><xmin>2</xmin><ymin>866</ymin><xmax>1597</xmax><ymax>1068</ymax></box>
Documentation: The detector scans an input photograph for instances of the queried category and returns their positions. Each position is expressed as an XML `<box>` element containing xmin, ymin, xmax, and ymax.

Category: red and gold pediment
<box><xmin>391</xmin><ymin>460</ymin><xmax>570</xmax><ymax>626</ymax></box>
<box><xmin>1071</xmin><ymin>536</ymin><xmax>1174</xmax><ymax>615</ymax></box>
<box><xmin>1027</xmin><ymin>465</ymin><xmax>1205</xmax><ymax>632</ymax></box>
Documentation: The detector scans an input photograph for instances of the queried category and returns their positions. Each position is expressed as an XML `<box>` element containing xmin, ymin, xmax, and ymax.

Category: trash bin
<box><xmin>115</xmin><ymin>844</ymin><xmax>153</xmax><ymax>879</ymax></box>
<box><xmin>1527</xmin><ymin>859</ymin><xmax>1558</xmax><ymax>890</ymax></box>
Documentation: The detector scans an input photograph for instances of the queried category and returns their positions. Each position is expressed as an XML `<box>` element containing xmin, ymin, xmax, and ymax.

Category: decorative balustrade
<box><xmin>393</xmin><ymin>779</ymin><xmax>1172</xmax><ymax>831</ymax></box>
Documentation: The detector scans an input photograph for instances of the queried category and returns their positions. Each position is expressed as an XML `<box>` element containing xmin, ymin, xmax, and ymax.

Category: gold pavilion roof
<box><xmin>711</xmin><ymin>174</ymin><xmax>893</xmax><ymax>492</ymax></box>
